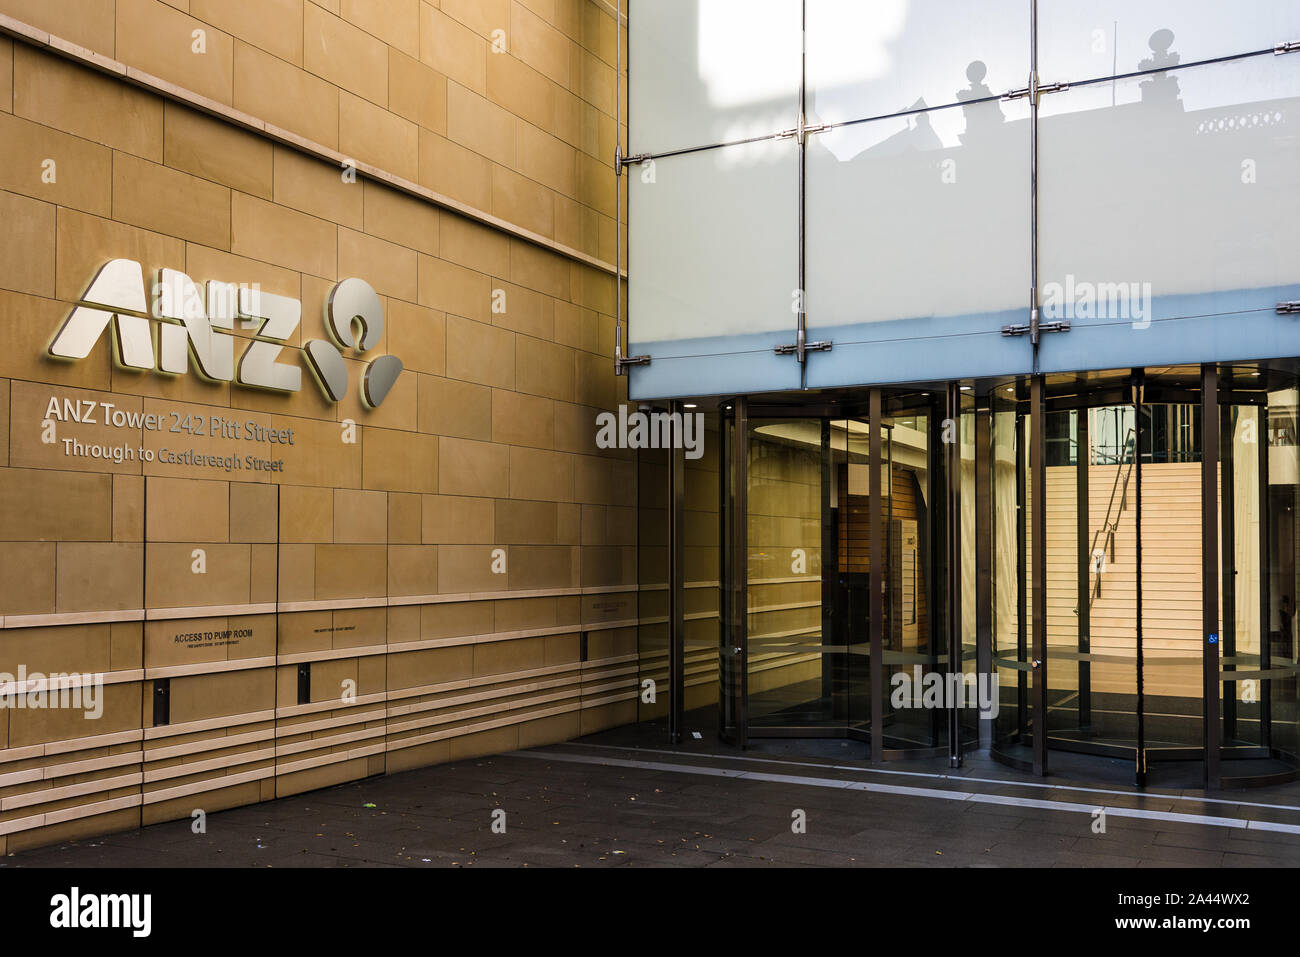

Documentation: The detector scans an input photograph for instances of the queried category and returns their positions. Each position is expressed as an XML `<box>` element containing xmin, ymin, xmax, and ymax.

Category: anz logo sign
<box><xmin>47</xmin><ymin>259</ymin><xmax>402</xmax><ymax>408</ymax></box>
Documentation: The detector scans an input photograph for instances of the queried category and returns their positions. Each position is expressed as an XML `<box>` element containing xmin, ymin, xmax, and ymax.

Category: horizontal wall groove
<box><xmin>0</xmin><ymin>13</ymin><xmax>623</xmax><ymax>279</ymax></box>
<box><xmin>2</xmin><ymin>587</ymin><xmax>639</xmax><ymax>630</ymax></box>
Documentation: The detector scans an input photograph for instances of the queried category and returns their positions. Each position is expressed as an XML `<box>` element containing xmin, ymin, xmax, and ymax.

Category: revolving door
<box><xmin>717</xmin><ymin>390</ymin><xmax>979</xmax><ymax>763</ymax></box>
<box><xmin>990</xmin><ymin>366</ymin><xmax>1300</xmax><ymax>787</ymax></box>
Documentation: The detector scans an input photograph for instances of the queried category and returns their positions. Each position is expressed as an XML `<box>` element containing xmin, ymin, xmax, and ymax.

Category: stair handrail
<box><xmin>1086</xmin><ymin>427</ymin><xmax>1136</xmax><ymax>606</ymax></box>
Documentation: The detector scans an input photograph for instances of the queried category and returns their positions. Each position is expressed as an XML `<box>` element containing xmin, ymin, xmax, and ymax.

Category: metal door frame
<box><xmin>714</xmin><ymin>391</ymin><xmax>968</xmax><ymax>767</ymax></box>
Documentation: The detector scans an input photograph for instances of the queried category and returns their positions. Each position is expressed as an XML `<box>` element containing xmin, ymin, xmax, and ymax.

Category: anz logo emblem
<box><xmin>48</xmin><ymin>259</ymin><xmax>402</xmax><ymax>408</ymax></box>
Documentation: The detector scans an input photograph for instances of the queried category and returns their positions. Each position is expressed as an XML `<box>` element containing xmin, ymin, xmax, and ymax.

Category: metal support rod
<box><xmin>1030</xmin><ymin>375</ymin><xmax>1048</xmax><ymax>776</ymax></box>
<box><xmin>1077</xmin><ymin>406</ymin><xmax>1091</xmax><ymax>729</ymax></box>
<box><xmin>614</xmin><ymin>0</ymin><xmax>624</xmax><ymax>369</ymax></box>
<box><xmin>1001</xmin><ymin>0</ymin><xmax>1069</xmax><ymax>346</ymax></box>
<box><xmin>1221</xmin><ymin>405</ymin><xmax>1237</xmax><ymax>741</ymax></box>
<box><xmin>734</xmin><ymin>397</ymin><xmax>749</xmax><ymax>749</ymax></box>
<box><xmin>612</xmin><ymin>0</ymin><xmax>647</xmax><ymax>374</ymax></box>
<box><xmin>668</xmin><ymin>400</ymin><xmax>685</xmax><ymax>744</ymax></box>
<box><xmin>975</xmin><ymin>396</ymin><xmax>994</xmax><ymax>752</ymax></box>
<box><xmin>928</xmin><ymin>397</ymin><xmax>945</xmax><ymax>750</ymax></box>
<box><xmin>1016</xmin><ymin>406</ymin><xmax>1028</xmax><ymax>740</ymax></box>
<box><xmin>946</xmin><ymin>383</ymin><xmax>962</xmax><ymax>767</ymax></box>
<box><xmin>772</xmin><ymin>0</ymin><xmax>832</xmax><ymax>368</ymax></box>
<box><xmin>1028</xmin><ymin>0</ymin><xmax>1041</xmax><ymax>350</ymax></box>
<box><xmin>1259</xmin><ymin>400</ymin><xmax>1272</xmax><ymax>752</ymax></box>
<box><xmin>1134</xmin><ymin>370</ymin><xmax>1146</xmax><ymax>786</ymax></box>
<box><xmin>717</xmin><ymin>404</ymin><xmax>730</xmax><ymax>742</ymax></box>
<box><xmin>870</xmin><ymin>389</ymin><xmax>885</xmax><ymax>764</ymax></box>
<box><xmin>1202</xmin><ymin>364</ymin><xmax>1221</xmax><ymax>789</ymax></box>
<box><xmin>797</xmin><ymin>0</ymin><xmax>807</xmax><ymax>384</ymax></box>
<box><xmin>820</xmin><ymin>417</ymin><xmax>835</xmax><ymax>712</ymax></box>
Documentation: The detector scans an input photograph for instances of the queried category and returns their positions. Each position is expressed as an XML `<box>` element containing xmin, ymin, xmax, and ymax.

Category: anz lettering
<box><xmin>47</xmin><ymin>259</ymin><xmax>402</xmax><ymax>408</ymax></box>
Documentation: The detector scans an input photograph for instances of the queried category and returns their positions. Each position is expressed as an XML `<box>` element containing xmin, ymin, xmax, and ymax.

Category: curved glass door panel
<box><xmin>838</xmin><ymin>418</ymin><xmax>874</xmax><ymax>735</ymax></box>
<box><xmin>719</xmin><ymin>406</ymin><xmax>745</xmax><ymax>744</ymax></box>
<box><xmin>1037</xmin><ymin>53</ymin><xmax>1300</xmax><ymax>377</ymax></box>
<box><xmin>684</xmin><ymin>414</ymin><xmax>723</xmax><ymax>715</ymax></box>
<box><xmin>991</xmin><ymin>367</ymin><xmax>1300</xmax><ymax>784</ymax></box>
<box><xmin>1221</xmin><ymin>403</ymin><xmax>1263</xmax><ymax>757</ymax></box>
<box><xmin>806</xmin><ymin>0</ymin><xmax>1029</xmax><ymax>126</ymax></box>
<box><xmin>879</xmin><ymin>396</ymin><xmax>946</xmax><ymax>753</ymax></box>
<box><xmin>1076</xmin><ymin>406</ymin><xmax>1139</xmax><ymax>751</ymax></box>
<box><xmin>959</xmin><ymin>399</ymin><xmax>980</xmax><ymax>747</ymax></box>
<box><xmin>1042</xmin><ymin>408</ymin><xmax>1084</xmax><ymax>741</ymax></box>
<box><xmin>1039</xmin><ymin>0</ymin><xmax>1300</xmax><ymax>87</ymax></box>
<box><xmin>629</xmin><ymin>0</ymin><xmax>801</xmax><ymax>156</ymax></box>
<box><xmin>991</xmin><ymin>384</ymin><xmax>1032</xmax><ymax>765</ymax></box>
<box><xmin>804</xmin><ymin>99</ymin><xmax>1033</xmax><ymax>390</ymax></box>
<box><xmin>746</xmin><ymin>419</ymin><xmax>838</xmax><ymax>729</ymax></box>
<box><xmin>628</xmin><ymin>138</ymin><xmax>800</xmax><ymax>400</ymax></box>
<box><xmin>1218</xmin><ymin>370</ymin><xmax>1300</xmax><ymax>783</ymax></box>
<box><xmin>1258</xmin><ymin>377</ymin><xmax>1300</xmax><ymax>768</ymax></box>
<box><xmin>636</xmin><ymin>444</ymin><xmax>671</xmax><ymax>724</ymax></box>
<box><xmin>1138</xmin><ymin>401</ymin><xmax>1204</xmax><ymax>764</ymax></box>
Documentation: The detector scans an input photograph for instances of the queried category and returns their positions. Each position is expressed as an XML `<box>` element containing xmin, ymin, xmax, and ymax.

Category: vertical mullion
<box><xmin>796</xmin><ymin>0</ymin><xmax>808</xmax><ymax>386</ymax></box>
<box><xmin>735</xmin><ymin>397</ymin><xmax>749</xmax><ymax>749</ymax></box>
<box><xmin>1221</xmin><ymin>406</ymin><xmax>1237</xmax><ymax>743</ymax></box>
<box><xmin>975</xmin><ymin>395</ymin><xmax>994</xmax><ymax>752</ymax></box>
<box><xmin>668</xmin><ymin>401</ymin><xmax>685</xmax><ymax>744</ymax></box>
<box><xmin>1077</xmin><ymin>407</ymin><xmax>1091</xmax><ymax>729</ymax></box>
<box><xmin>717</xmin><ymin>405</ymin><xmax>729</xmax><ymax>741</ymax></box>
<box><xmin>1016</xmin><ymin>408</ymin><xmax>1028</xmax><ymax>741</ymax></box>
<box><xmin>1259</xmin><ymin>403</ymin><xmax>1273</xmax><ymax>753</ymax></box>
<box><xmin>1029</xmin><ymin>0</ymin><xmax>1041</xmax><ymax>357</ymax></box>
<box><xmin>820</xmin><ymin>418</ymin><xmax>835</xmax><ymax>717</ymax></box>
<box><xmin>1134</xmin><ymin>371</ymin><xmax>1146</xmax><ymax>786</ymax></box>
<box><xmin>946</xmin><ymin>383</ymin><xmax>962</xmax><ymax>767</ymax></box>
<box><xmin>870</xmin><ymin>389</ymin><xmax>885</xmax><ymax>764</ymax></box>
<box><xmin>1202</xmin><ymin>365</ymin><xmax>1221</xmax><ymax>788</ymax></box>
<box><xmin>1030</xmin><ymin>375</ymin><xmax>1048</xmax><ymax>776</ymax></box>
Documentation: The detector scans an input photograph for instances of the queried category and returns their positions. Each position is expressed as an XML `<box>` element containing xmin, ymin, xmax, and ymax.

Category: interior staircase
<box><xmin>1044</xmin><ymin>461</ymin><xmax>1220</xmax><ymax>699</ymax></box>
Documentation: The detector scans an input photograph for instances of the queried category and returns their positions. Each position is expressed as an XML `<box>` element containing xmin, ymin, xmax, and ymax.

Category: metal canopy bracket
<box><xmin>1276</xmin><ymin>300</ymin><xmax>1300</xmax><ymax>314</ymax></box>
<box><xmin>612</xmin><ymin>4</ymin><xmax>650</xmax><ymax>380</ymax></box>
<box><xmin>1002</xmin><ymin>79</ymin><xmax>1069</xmax><ymax>101</ymax></box>
<box><xmin>778</xmin><ymin>107</ymin><xmax>827</xmax><ymax>145</ymax></box>
<box><xmin>615</xmin><ymin>352</ymin><xmax>651</xmax><ymax>374</ymax></box>
<box><xmin>613</xmin><ymin>145</ymin><xmax>650</xmax><ymax>377</ymax></box>
<box><xmin>774</xmin><ymin>332</ymin><xmax>833</xmax><ymax>362</ymax></box>
<box><xmin>616</xmin><ymin>146</ymin><xmax>651</xmax><ymax>173</ymax></box>
<box><xmin>1276</xmin><ymin>40</ymin><xmax>1300</xmax><ymax>55</ymax></box>
<box><xmin>1002</xmin><ymin>308</ymin><xmax>1070</xmax><ymax>341</ymax></box>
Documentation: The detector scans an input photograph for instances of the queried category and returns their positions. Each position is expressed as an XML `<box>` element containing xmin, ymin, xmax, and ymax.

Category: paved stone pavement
<box><xmin>6</xmin><ymin>736</ymin><xmax>1300</xmax><ymax>868</ymax></box>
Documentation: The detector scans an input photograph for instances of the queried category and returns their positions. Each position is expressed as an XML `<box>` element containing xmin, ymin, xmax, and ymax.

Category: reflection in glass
<box><xmin>1039</xmin><ymin>54</ymin><xmax>1300</xmax><ymax>330</ymax></box>
<box><xmin>992</xmin><ymin>385</ymin><xmax>1031</xmax><ymax>764</ymax></box>
<box><xmin>745</xmin><ymin>420</ymin><xmax>836</xmax><ymax>728</ymax></box>
<box><xmin>1222</xmin><ymin>404</ymin><xmax>1263</xmax><ymax>753</ymax></box>
<box><xmin>880</xmin><ymin>396</ymin><xmax>947</xmax><ymax>753</ymax></box>
<box><xmin>806</xmin><ymin>0</ymin><xmax>1029</xmax><ymax>126</ymax></box>
<box><xmin>1039</xmin><ymin>0</ymin><xmax>1300</xmax><ymax>86</ymax></box>
<box><xmin>629</xmin><ymin>0</ymin><xmax>801</xmax><ymax>155</ymax></box>
<box><xmin>806</xmin><ymin>96</ymin><xmax>1030</xmax><ymax>335</ymax></box>
<box><xmin>636</xmin><ymin>442</ymin><xmax>670</xmax><ymax>724</ymax></box>
<box><xmin>684</xmin><ymin>415</ymin><xmax>722</xmax><ymax>715</ymax></box>
<box><xmin>629</xmin><ymin>138</ymin><xmax>798</xmax><ymax>346</ymax></box>
<box><xmin>1263</xmin><ymin>381</ymin><xmax>1300</xmax><ymax>765</ymax></box>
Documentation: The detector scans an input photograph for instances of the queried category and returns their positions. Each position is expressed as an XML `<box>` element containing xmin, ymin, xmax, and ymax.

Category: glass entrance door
<box><xmin>736</xmin><ymin>413</ymin><xmax>874</xmax><ymax>737</ymax></box>
<box><xmin>744</xmin><ymin>416</ymin><xmax>844</xmax><ymax>733</ymax></box>
<box><xmin>993</xmin><ymin>365</ymin><xmax>1300</xmax><ymax>786</ymax></box>
<box><xmin>717</xmin><ymin>394</ymin><xmax>972</xmax><ymax>762</ymax></box>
